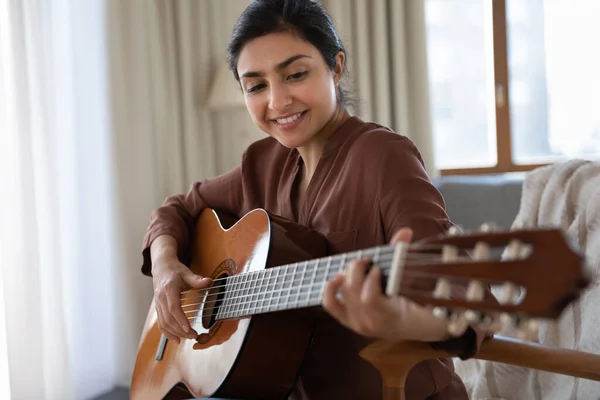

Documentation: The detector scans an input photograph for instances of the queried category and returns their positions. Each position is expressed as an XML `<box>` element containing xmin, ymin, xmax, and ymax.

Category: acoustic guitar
<box><xmin>131</xmin><ymin>208</ymin><xmax>590</xmax><ymax>399</ymax></box>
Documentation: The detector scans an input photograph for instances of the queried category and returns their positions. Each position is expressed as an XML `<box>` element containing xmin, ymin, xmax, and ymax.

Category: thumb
<box><xmin>390</xmin><ymin>227</ymin><xmax>413</xmax><ymax>244</ymax></box>
<box><xmin>182</xmin><ymin>271</ymin><xmax>212</xmax><ymax>289</ymax></box>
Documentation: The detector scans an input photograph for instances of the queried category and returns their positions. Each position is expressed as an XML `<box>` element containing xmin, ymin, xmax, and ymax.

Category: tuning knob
<box><xmin>433</xmin><ymin>306</ymin><xmax>450</xmax><ymax>319</ymax></box>
<box><xmin>464</xmin><ymin>310</ymin><xmax>484</xmax><ymax>323</ymax></box>
<box><xmin>448</xmin><ymin>316</ymin><xmax>469</xmax><ymax>337</ymax></box>
<box><xmin>485</xmin><ymin>314</ymin><xmax>503</xmax><ymax>333</ymax></box>
<box><xmin>447</xmin><ymin>225</ymin><xmax>461</xmax><ymax>236</ymax></box>
<box><xmin>479</xmin><ymin>222</ymin><xmax>496</xmax><ymax>232</ymax></box>
<box><xmin>516</xmin><ymin>319</ymin><xmax>539</xmax><ymax>341</ymax></box>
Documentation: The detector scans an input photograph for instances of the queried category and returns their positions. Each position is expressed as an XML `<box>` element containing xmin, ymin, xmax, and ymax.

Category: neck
<box><xmin>296</xmin><ymin>107</ymin><xmax>351</xmax><ymax>177</ymax></box>
<box><xmin>216</xmin><ymin>243</ymin><xmax>397</xmax><ymax>320</ymax></box>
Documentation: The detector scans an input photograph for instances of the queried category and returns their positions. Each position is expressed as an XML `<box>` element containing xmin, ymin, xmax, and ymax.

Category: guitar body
<box><xmin>131</xmin><ymin>208</ymin><xmax>329</xmax><ymax>400</ymax></box>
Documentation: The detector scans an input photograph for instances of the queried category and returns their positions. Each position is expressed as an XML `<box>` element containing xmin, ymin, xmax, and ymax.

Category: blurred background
<box><xmin>1</xmin><ymin>0</ymin><xmax>599</xmax><ymax>399</ymax></box>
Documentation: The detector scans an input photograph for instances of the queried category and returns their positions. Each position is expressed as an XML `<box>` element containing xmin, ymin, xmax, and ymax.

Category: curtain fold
<box><xmin>323</xmin><ymin>0</ymin><xmax>437</xmax><ymax>175</ymax></box>
<box><xmin>105</xmin><ymin>0</ymin><xmax>223</xmax><ymax>387</ymax></box>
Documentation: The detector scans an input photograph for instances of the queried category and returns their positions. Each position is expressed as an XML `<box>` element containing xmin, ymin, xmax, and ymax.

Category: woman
<box><xmin>142</xmin><ymin>0</ymin><xmax>480</xmax><ymax>398</ymax></box>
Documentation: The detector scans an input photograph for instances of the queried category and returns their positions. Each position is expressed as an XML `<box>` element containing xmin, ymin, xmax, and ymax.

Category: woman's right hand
<box><xmin>151</xmin><ymin>255</ymin><xmax>212</xmax><ymax>343</ymax></box>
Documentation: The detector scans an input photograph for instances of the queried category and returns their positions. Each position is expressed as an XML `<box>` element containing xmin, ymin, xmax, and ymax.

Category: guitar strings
<box><xmin>179</xmin><ymin>256</ymin><xmax>452</xmax><ymax>309</ymax></box>
<box><xmin>175</xmin><ymin>254</ymin><xmax>483</xmax><ymax>316</ymax></box>
<box><xmin>176</xmin><ymin>241</ymin><xmax>454</xmax><ymax>292</ymax></box>
<box><xmin>180</xmin><ymin>285</ymin><xmax>444</xmax><ymax>322</ymax></box>
<box><xmin>178</xmin><ymin>251</ymin><xmax>478</xmax><ymax>303</ymax></box>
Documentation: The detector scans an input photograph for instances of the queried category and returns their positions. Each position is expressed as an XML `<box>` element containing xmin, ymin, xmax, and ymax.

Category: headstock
<box><xmin>395</xmin><ymin>223</ymin><xmax>592</xmax><ymax>340</ymax></box>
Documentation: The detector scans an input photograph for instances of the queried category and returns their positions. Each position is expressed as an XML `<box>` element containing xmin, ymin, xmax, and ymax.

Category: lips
<box><xmin>271</xmin><ymin>110</ymin><xmax>308</xmax><ymax>131</ymax></box>
<box><xmin>276</xmin><ymin>112</ymin><xmax>303</xmax><ymax>124</ymax></box>
<box><xmin>272</xmin><ymin>111</ymin><xmax>307</xmax><ymax>124</ymax></box>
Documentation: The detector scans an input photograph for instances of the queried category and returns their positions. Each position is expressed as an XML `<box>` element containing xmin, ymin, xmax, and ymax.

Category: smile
<box><xmin>275</xmin><ymin>111</ymin><xmax>305</xmax><ymax>124</ymax></box>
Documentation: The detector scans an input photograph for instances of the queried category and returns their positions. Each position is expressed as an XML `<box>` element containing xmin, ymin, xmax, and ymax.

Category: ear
<box><xmin>333</xmin><ymin>51</ymin><xmax>345</xmax><ymax>86</ymax></box>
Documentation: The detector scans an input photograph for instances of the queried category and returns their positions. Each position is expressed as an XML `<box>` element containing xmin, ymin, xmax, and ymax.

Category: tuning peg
<box><xmin>500</xmin><ymin>312</ymin><xmax>516</xmax><ymax>326</ymax></box>
<box><xmin>486</xmin><ymin>314</ymin><xmax>503</xmax><ymax>333</ymax></box>
<box><xmin>516</xmin><ymin>319</ymin><xmax>539</xmax><ymax>341</ymax></box>
<box><xmin>448</xmin><ymin>315</ymin><xmax>469</xmax><ymax>337</ymax></box>
<box><xmin>499</xmin><ymin>282</ymin><xmax>521</xmax><ymax>305</ymax></box>
<box><xmin>464</xmin><ymin>310</ymin><xmax>483</xmax><ymax>323</ymax></box>
<box><xmin>447</xmin><ymin>225</ymin><xmax>461</xmax><ymax>236</ymax></box>
<box><xmin>433</xmin><ymin>306</ymin><xmax>450</xmax><ymax>319</ymax></box>
<box><xmin>479</xmin><ymin>222</ymin><xmax>496</xmax><ymax>232</ymax></box>
<box><xmin>512</xmin><ymin>221</ymin><xmax>524</xmax><ymax>230</ymax></box>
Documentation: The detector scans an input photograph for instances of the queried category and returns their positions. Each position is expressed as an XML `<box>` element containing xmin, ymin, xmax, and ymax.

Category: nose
<box><xmin>268</xmin><ymin>82</ymin><xmax>292</xmax><ymax>112</ymax></box>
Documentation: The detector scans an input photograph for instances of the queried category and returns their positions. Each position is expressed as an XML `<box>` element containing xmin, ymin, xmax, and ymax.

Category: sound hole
<box><xmin>202</xmin><ymin>272</ymin><xmax>229</xmax><ymax>330</ymax></box>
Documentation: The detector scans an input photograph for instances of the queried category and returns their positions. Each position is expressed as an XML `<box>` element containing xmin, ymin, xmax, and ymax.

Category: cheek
<box><xmin>297</xmin><ymin>78</ymin><xmax>337</xmax><ymax>110</ymax></box>
<box><xmin>245</xmin><ymin>97</ymin><xmax>267</xmax><ymax>125</ymax></box>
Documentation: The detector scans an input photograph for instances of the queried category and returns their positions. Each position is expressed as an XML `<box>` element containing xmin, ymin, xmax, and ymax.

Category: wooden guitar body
<box><xmin>131</xmin><ymin>209</ymin><xmax>328</xmax><ymax>399</ymax></box>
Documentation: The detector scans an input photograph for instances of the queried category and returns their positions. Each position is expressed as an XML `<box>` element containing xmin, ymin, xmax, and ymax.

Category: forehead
<box><xmin>237</xmin><ymin>32</ymin><xmax>320</xmax><ymax>75</ymax></box>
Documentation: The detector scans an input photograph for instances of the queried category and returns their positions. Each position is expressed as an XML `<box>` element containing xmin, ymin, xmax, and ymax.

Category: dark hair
<box><xmin>227</xmin><ymin>0</ymin><xmax>353</xmax><ymax>107</ymax></box>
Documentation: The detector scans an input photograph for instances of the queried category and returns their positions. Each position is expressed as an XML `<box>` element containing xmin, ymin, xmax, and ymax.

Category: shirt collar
<box><xmin>322</xmin><ymin>115</ymin><xmax>363</xmax><ymax>154</ymax></box>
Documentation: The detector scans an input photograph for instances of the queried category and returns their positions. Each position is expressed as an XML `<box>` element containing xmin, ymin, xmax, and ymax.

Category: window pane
<box><xmin>425</xmin><ymin>0</ymin><xmax>497</xmax><ymax>170</ymax></box>
<box><xmin>508</xmin><ymin>0</ymin><xmax>600</xmax><ymax>163</ymax></box>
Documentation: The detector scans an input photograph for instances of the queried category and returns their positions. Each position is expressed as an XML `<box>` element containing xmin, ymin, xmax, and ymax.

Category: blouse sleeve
<box><xmin>377</xmin><ymin>136</ymin><xmax>489</xmax><ymax>359</ymax></box>
<box><xmin>140</xmin><ymin>162</ymin><xmax>245</xmax><ymax>276</ymax></box>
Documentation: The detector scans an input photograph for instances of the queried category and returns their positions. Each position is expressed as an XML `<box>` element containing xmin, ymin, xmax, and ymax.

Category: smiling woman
<box><xmin>138</xmin><ymin>0</ymin><xmax>483</xmax><ymax>399</ymax></box>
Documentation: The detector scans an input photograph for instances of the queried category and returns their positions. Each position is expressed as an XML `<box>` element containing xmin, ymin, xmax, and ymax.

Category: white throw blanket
<box><xmin>454</xmin><ymin>159</ymin><xmax>600</xmax><ymax>400</ymax></box>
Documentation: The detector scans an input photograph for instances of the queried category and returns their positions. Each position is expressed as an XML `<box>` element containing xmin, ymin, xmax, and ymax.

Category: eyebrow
<box><xmin>240</xmin><ymin>54</ymin><xmax>312</xmax><ymax>79</ymax></box>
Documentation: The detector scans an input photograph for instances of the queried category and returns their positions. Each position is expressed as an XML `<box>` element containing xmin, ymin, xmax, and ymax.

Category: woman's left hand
<box><xmin>322</xmin><ymin>228</ymin><xmax>451</xmax><ymax>342</ymax></box>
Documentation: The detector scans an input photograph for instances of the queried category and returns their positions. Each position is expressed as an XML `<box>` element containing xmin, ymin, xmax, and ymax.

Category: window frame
<box><xmin>439</xmin><ymin>0</ymin><xmax>550</xmax><ymax>176</ymax></box>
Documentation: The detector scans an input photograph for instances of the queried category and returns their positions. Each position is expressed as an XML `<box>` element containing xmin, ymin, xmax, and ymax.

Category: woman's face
<box><xmin>237</xmin><ymin>32</ymin><xmax>344</xmax><ymax>149</ymax></box>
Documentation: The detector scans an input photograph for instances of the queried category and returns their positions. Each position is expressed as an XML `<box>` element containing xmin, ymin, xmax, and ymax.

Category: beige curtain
<box><xmin>323</xmin><ymin>0</ymin><xmax>437</xmax><ymax>176</ymax></box>
<box><xmin>106</xmin><ymin>0</ymin><xmax>227</xmax><ymax>386</ymax></box>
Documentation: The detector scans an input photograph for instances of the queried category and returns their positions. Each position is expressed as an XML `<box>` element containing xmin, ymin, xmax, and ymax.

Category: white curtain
<box><xmin>323</xmin><ymin>0</ymin><xmax>437</xmax><ymax>175</ymax></box>
<box><xmin>1</xmin><ymin>0</ymin><xmax>222</xmax><ymax>397</ymax></box>
<box><xmin>0</xmin><ymin>0</ymin><xmax>116</xmax><ymax>399</ymax></box>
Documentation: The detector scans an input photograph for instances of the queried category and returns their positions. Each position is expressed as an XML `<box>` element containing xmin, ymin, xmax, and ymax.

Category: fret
<box><xmin>338</xmin><ymin>253</ymin><xmax>347</xmax><ymax>274</ymax></box>
<box><xmin>273</xmin><ymin>266</ymin><xmax>283</xmax><ymax>312</ymax></box>
<box><xmin>245</xmin><ymin>271</ymin><xmax>256</xmax><ymax>316</ymax></box>
<box><xmin>293</xmin><ymin>260</ymin><xmax>308</xmax><ymax>308</ymax></box>
<box><xmin>246</xmin><ymin>271</ymin><xmax>258</xmax><ymax>316</ymax></box>
<box><xmin>241</xmin><ymin>272</ymin><xmax>252</xmax><ymax>317</ymax></box>
<box><xmin>218</xmin><ymin>276</ymin><xmax>229</xmax><ymax>319</ymax></box>
<box><xmin>257</xmin><ymin>269</ymin><xmax>269</xmax><ymax>314</ymax></box>
<box><xmin>266</xmin><ymin>268</ymin><xmax>276</xmax><ymax>313</ymax></box>
<box><xmin>253</xmin><ymin>270</ymin><xmax>261</xmax><ymax>315</ymax></box>
<box><xmin>318</xmin><ymin>256</ymin><xmax>333</xmax><ymax>302</ymax></box>
<box><xmin>223</xmin><ymin>275</ymin><xmax>236</xmax><ymax>319</ymax></box>
<box><xmin>374</xmin><ymin>246</ymin><xmax>381</xmax><ymax>265</ymax></box>
<box><xmin>233</xmin><ymin>273</ymin><xmax>244</xmax><ymax>318</ymax></box>
<box><xmin>283</xmin><ymin>263</ymin><xmax>296</xmax><ymax>311</ymax></box>
<box><xmin>306</xmin><ymin>259</ymin><xmax>318</xmax><ymax>306</ymax></box>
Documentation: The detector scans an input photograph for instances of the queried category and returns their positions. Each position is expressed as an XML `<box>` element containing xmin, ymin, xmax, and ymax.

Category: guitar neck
<box><xmin>216</xmin><ymin>245</ymin><xmax>396</xmax><ymax>320</ymax></box>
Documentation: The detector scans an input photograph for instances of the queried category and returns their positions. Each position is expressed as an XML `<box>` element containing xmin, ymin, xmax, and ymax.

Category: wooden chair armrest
<box><xmin>360</xmin><ymin>336</ymin><xmax>600</xmax><ymax>400</ymax></box>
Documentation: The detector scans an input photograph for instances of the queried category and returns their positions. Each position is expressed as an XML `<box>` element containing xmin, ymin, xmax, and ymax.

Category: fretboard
<box><xmin>216</xmin><ymin>245</ymin><xmax>396</xmax><ymax>320</ymax></box>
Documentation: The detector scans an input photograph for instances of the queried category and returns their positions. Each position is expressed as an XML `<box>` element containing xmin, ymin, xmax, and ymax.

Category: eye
<box><xmin>287</xmin><ymin>71</ymin><xmax>307</xmax><ymax>80</ymax></box>
<box><xmin>247</xmin><ymin>83</ymin><xmax>266</xmax><ymax>93</ymax></box>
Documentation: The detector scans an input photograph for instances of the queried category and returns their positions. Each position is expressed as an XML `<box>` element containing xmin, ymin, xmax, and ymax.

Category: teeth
<box><xmin>276</xmin><ymin>112</ymin><xmax>303</xmax><ymax>124</ymax></box>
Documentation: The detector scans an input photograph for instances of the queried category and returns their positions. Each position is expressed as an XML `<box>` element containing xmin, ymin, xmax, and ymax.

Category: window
<box><xmin>425</xmin><ymin>0</ymin><xmax>600</xmax><ymax>175</ymax></box>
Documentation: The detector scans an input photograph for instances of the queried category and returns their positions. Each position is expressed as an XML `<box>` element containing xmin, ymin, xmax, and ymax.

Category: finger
<box><xmin>162</xmin><ymin>306</ymin><xmax>190</xmax><ymax>339</ymax></box>
<box><xmin>182</xmin><ymin>272</ymin><xmax>212</xmax><ymax>289</ymax></box>
<box><xmin>322</xmin><ymin>275</ymin><xmax>348</xmax><ymax>323</ymax></box>
<box><xmin>156</xmin><ymin>302</ymin><xmax>181</xmax><ymax>343</ymax></box>
<box><xmin>390</xmin><ymin>228</ymin><xmax>413</xmax><ymax>244</ymax></box>
<box><xmin>165</xmin><ymin>288</ymin><xmax>196</xmax><ymax>339</ymax></box>
<box><xmin>361</xmin><ymin>266</ymin><xmax>384</xmax><ymax>305</ymax></box>
<box><xmin>344</xmin><ymin>259</ymin><xmax>370</xmax><ymax>293</ymax></box>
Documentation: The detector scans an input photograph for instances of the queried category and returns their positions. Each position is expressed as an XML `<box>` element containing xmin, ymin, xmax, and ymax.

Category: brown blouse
<box><xmin>141</xmin><ymin>116</ymin><xmax>478</xmax><ymax>399</ymax></box>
